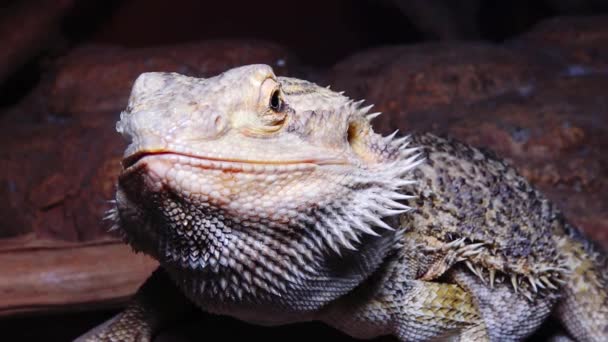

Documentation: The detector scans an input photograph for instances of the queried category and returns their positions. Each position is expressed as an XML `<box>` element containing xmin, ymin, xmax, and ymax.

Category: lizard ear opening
<box><xmin>348</xmin><ymin>119</ymin><xmax>393</xmax><ymax>164</ymax></box>
<box><xmin>347</xmin><ymin>119</ymin><xmax>375</xmax><ymax>162</ymax></box>
<box><xmin>347</xmin><ymin>120</ymin><xmax>359</xmax><ymax>146</ymax></box>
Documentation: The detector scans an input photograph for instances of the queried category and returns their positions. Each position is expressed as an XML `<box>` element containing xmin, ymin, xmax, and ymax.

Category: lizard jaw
<box><xmin>122</xmin><ymin>150</ymin><xmax>349</xmax><ymax>172</ymax></box>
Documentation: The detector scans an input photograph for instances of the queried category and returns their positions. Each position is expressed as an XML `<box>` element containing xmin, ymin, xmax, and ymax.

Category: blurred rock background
<box><xmin>0</xmin><ymin>0</ymin><xmax>606</xmax><ymax>340</ymax></box>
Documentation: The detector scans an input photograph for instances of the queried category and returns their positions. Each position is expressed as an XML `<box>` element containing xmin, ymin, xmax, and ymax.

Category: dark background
<box><xmin>1</xmin><ymin>0</ymin><xmax>607</xmax><ymax>341</ymax></box>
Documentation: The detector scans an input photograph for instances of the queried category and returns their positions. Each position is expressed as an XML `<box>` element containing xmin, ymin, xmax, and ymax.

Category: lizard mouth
<box><xmin>122</xmin><ymin>151</ymin><xmax>348</xmax><ymax>172</ymax></box>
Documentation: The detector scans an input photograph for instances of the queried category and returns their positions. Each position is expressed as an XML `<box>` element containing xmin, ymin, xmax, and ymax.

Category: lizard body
<box><xmin>78</xmin><ymin>65</ymin><xmax>607</xmax><ymax>341</ymax></box>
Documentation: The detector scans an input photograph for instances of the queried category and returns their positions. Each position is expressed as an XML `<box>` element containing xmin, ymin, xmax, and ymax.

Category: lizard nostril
<box><xmin>214</xmin><ymin>115</ymin><xmax>226</xmax><ymax>133</ymax></box>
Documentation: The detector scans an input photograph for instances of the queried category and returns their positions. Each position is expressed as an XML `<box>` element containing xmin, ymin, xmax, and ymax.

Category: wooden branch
<box><xmin>0</xmin><ymin>238</ymin><xmax>157</xmax><ymax>317</ymax></box>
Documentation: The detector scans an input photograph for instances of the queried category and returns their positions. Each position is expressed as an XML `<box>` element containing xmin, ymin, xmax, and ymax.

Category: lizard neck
<box><xmin>161</xmin><ymin>217</ymin><xmax>400</xmax><ymax>324</ymax></box>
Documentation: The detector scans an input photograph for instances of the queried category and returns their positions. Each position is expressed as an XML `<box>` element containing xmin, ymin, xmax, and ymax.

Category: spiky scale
<box><xmin>384</xmin><ymin>130</ymin><xmax>399</xmax><ymax>142</ymax></box>
<box><xmin>366</xmin><ymin>112</ymin><xmax>382</xmax><ymax>121</ymax></box>
<box><xmin>511</xmin><ymin>275</ymin><xmax>519</xmax><ymax>293</ymax></box>
<box><xmin>528</xmin><ymin>276</ymin><xmax>538</xmax><ymax>293</ymax></box>
<box><xmin>541</xmin><ymin>276</ymin><xmax>558</xmax><ymax>290</ymax></box>
<box><xmin>359</xmin><ymin>104</ymin><xmax>374</xmax><ymax>115</ymax></box>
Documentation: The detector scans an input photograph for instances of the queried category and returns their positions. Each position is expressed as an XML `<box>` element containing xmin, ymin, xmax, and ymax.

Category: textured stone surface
<box><xmin>327</xmin><ymin>43</ymin><xmax>562</xmax><ymax>126</ymax></box>
<box><xmin>510</xmin><ymin>15</ymin><xmax>608</xmax><ymax>70</ymax></box>
<box><xmin>0</xmin><ymin>115</ymin><xmax>123</xmax><ymax>241</ymax></box>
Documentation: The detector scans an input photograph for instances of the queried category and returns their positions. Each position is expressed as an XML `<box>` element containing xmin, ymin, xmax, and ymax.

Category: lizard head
<box><xmin>112</xmin><ymin>64</ymin><xmax>421</xmax><ymax>310</ymax></box>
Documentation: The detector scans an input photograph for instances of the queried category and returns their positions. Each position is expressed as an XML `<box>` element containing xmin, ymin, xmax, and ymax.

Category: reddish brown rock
<box><xmin>48</xmin><ymin>41</ymin><xmax>296</xmax><ymax>119</ymax></box>
<box><xmin>511</xmin><ymin>15</ymin><xmax>608</xmax><ymax>70</ymax></box>
<box><xmin>0</xmin><ymin>114</ymin><xmax>123</xmax><ymax>241</ymax></box>
<box><xmin>326</xmin><ymin>42</ymin><xmax>562</xmax><ymax>132</ymax></box>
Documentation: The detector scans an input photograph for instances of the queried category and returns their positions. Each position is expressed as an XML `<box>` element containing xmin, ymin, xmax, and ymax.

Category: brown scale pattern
<box><xmin>403</xmin><ymin>133</ymin><xmax>569</xmax><ymax>291</ymax></box>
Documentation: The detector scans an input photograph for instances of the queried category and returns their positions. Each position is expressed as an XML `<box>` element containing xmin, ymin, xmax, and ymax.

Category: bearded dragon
<box><xmin>77</xmin><ymin>65</ymin><xmax>607</xmax><ymax>341</ymax></box>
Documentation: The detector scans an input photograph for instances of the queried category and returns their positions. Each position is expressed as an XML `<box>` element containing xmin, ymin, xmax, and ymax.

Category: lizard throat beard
<box><xmin>113</xmin><ymin>182</ymin><xmax>399</xmax><ymax>319</ymax></box>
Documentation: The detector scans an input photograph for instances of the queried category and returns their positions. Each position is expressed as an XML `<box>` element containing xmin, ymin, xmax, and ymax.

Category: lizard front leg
<box><xmin>323</xmin><ymin>279</ymin><xmax>489</xmax><ymax>341</ymax></box>
<box><xmin>451</xmin><ymin>268</ymin><xmax>557</xmax><ymax>341</ymax></box>
<box><xmin>75</xmin><ymin>267</ymin><xmax>196</xmax><ymax>342</ymax></box>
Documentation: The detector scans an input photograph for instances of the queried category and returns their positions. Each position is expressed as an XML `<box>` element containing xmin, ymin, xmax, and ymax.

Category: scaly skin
<box><xmin>77</xmin><ymin>65</ymin><xmax>607</xmax><ymax>341</ymax></box>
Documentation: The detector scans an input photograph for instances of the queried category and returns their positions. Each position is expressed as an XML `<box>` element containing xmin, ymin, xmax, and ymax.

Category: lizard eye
<box><xmin>269</xmin><ymin>89</ymin><xmax>281</xmax><ymax>111</ymax></box>
<box><xmin>253</xmin><ymin>78</ymin><xmax>287</xmax><ymax>133</ymax></box>
<box><xmin>269</xmin><ymin>89</ymin><xmax>282</xmax><ymax>111</ymax></box>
